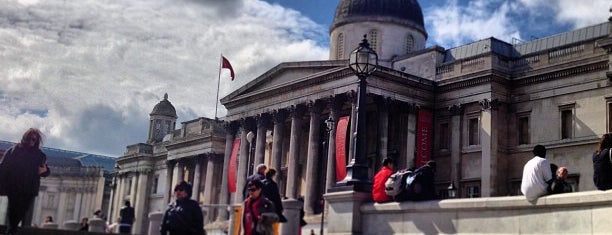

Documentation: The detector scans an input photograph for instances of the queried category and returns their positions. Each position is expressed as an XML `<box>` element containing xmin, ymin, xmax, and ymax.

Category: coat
<box><xmin>0</xmin><ymin>145</ymin><xmax>49</xmax><ymax>196</ymax></box>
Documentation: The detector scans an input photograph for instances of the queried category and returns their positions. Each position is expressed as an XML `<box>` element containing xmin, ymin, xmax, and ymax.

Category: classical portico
<box><xmin>220</xmin><ymin>61</ymin><xmax>433</xmax><ymax>215</ymax></box>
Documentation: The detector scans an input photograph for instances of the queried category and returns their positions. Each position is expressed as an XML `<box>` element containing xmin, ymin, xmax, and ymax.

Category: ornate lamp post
<box><xmin>337</xmin><ymin>35</ymin><xmax>378</xmax><ymax>190</ymax></box>
<box><xmin>320</xmin><ymin>116</ymin><xmax>335</xmax><ymax>235</ymax></box>
<box><xmin>246</xmin><ymin>131</ymin><xmax>255</xmax><ymax>176</ymax></box>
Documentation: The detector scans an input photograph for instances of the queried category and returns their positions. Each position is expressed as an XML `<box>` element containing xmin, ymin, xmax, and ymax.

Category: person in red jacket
<box><xmin>372</xmin><ymin>157</ymin><xmax>395</xmax><ymax>203</ymax></box>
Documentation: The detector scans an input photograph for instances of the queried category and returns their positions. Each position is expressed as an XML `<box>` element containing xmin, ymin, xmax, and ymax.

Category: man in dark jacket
<box><xmin>160</xmin><ymin>181</ymin><xmax>205</xmax><ymax>235</ymax></box>
<box><xmin>0</xmin><ymin>128</ymin><xmax>50</xmax><ymax>235</ymax></box>
<box><xmin>119</xmin><ymin>200</ymin><xmax>135</xmax><ymax>234</ymax></box>
<box><xmin>261</xmin><ymin>168</ymin><xmax>287</xmax><ymax>222</ymax></box>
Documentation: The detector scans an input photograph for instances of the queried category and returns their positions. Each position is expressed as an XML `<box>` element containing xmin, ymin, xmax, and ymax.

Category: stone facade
<box><xmin>111</xmin><ymin>1</ymin><xmax>612</xmax><ymax>234</ymax></box>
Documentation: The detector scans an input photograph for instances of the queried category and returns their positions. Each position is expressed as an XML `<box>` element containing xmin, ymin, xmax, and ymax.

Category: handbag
<box><xmin>255</xmin><ymin>213</ymin><xmax>278</xmax><ymax>235</ymax></box>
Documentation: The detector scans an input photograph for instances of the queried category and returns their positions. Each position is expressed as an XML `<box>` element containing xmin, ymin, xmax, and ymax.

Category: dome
<box><xmin>150</xmin><ymin>93</ymin><xmax>177</xmax><ymax>118</ymax></box>
<box><xmin>331</xmin><ymin>0</ymin><xmax>425</xmax><ymax>32</ymax></box>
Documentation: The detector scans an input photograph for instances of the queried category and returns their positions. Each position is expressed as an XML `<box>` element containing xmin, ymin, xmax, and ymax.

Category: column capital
<box><xmin>289</xmin><ymin>105</ymin><xmax>305</xmax><ymax>118</ymax></box>
<box><xmin>256</xmin><ymin>114</ymin><xmax>271</xmax><ymax>128</ymax></box>
<box><xmin>307</xmin><ymin>100</ymin><xmax>323</xmax><ymax>114</ymax></box>
<box><xmin>224</xmin><ymin>121</ymin><xmax>237</xmax><ymax>134</ymax></box>
<box><xmin>448</xmin><ymin>104</ymin><xmax>464</xmax><ymax>115</ymax></box>
<box><xmin>272</xmin><ymin>109</ymin><xmax>287</xmax><ymax>124</ymax></box>
<box><xmin>479</xmin><ymin>99</ymin><xmax>500</xmax><ymax>111</ymax></box>
<box><xmin>402</xmin><ymin>102</ymin><xmax>420</xmax><ymax>114</ymax></box>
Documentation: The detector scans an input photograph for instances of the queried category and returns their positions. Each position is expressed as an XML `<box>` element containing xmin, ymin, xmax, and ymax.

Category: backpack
<box><xmin>385</xmin><ymin>170</ymin><xmax>412</xmax><ymax>197</ymax></box>
<box><xmin>394</xmin><ymin>170</ymin><xmax>424</xmax><ymax>201</ymax></box>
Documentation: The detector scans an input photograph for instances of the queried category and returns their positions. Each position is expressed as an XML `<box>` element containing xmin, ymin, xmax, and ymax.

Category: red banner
<box><xmin>335</xmin><ymin>116</ymin><xmax>349</xmax><ymax>181</ymax></box>
<box><xmin>228</xmin><ymin>138</ymin><xmax>241</xmax><ymax>193</ymax></box>
<box><xmin>415</xmin><ymin>109</ymin><xmax>433</xmax><ymax>168</ymax></box>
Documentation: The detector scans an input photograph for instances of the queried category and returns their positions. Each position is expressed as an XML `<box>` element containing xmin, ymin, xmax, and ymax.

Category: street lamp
<box><xmin>321</xmin><ymin>116</ymin><xmax>335</xmax><ymax>235</ymax></box>
<box><xmin>338</xmin><ymin>35</ymin><xmax>378</xmax><ymax>190</ymax></box>
<box><xmin>447</xmin><ymin>183</ymin><xmax>457</xmax><ymax>199</ymax></box>
<box><xmin>246</xmin><ymin>131</ymin><xmax>255</xmax><ymax>177</ymax></box>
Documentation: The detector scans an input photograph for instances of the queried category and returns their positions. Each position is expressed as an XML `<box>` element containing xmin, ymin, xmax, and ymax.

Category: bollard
<box><xmin>148</xmin><ymin>211</ymin><xmax>164</xmax><ymax>235</ymax></box>
<box><xmin>40</xmin><ymin>222</ymin><xmax>58</xmax><ymax>229</ymax></box>
<box><xmin>227</xmin><ymin>205</ymin><xmax>242</xmax><ymax>235</ymax></box>
<box><xmin>89</xmin><ymin>218</ymin><xmax>107</xmax><ymax>232</ymax></box>
<box><xmin>63</xmin><ymin>220</ymin><xmax>80</xmax><ymax>230</ymax></box>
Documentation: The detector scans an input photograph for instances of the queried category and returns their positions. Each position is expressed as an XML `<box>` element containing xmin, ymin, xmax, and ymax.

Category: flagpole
<box><xmin>214</xmin><ymin>54</ymin><xmax>222</xmax><ymax>120</ymax></box>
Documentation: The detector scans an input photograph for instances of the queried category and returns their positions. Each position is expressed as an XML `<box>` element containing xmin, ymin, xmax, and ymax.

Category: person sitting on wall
<box><xmin>521</xmin><ymin>145</ymin><xmax>553</xmax><ymax>202</ymax></box>
<box><xmin>372</xmin><ymin>157</ymin><xmax>395</xmax><ymax>203</ymax></box>
<box><xmin>548</xmin><ymin>166</ymin><xmax>573</xmax><ymax>194</ymax></box>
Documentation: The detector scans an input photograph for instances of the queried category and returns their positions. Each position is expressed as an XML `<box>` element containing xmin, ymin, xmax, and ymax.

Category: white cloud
<box><xmin>425</xmin><ymin>0</ymin><xmax>521</xmax><ymax>47</ymax></box>
<box><xmin>0</xmin><ymin>0</ymin><xmax>328</xmax><ymax>156</ymax></box>
<box><xmin>556</xmin><ymin>0</ymin><xmax>609</xmax><ymax>28</ymax></box>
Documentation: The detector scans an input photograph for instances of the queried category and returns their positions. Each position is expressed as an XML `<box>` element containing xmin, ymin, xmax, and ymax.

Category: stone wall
<box><xmin>326</xmin><ymin>189</ymin><xmax>612</xmax><ymax>234</ymax></box>
<box><xmin>356</xmin><ymin>190</ymin><xmax>612</xmax><ymax>234</ymax></box>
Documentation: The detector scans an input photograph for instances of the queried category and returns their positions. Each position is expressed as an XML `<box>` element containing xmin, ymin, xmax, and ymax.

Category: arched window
<box><xmin>406</xmin><ymin>34</ymin><xmax>414</xmax><ymax>53</ymax></box>
<box><xmin>368</xmin><ymin>30</ymin><xmax>378</xmax><ymax>52</ymax></box>
<box><xmin>336</xmin><ymin>33</ymin><xmax>344</xmax><ymax>59</ymax></box>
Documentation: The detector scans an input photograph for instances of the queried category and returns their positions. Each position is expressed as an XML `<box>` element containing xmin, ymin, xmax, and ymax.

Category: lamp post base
<box><xmin>334</xmin><ymin>162</ymin><xmax>371</xmax><ymax>193</ymax></box>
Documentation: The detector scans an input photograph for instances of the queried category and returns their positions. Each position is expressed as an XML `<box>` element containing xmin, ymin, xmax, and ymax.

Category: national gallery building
<box><xmin>110</xmin><ymin>0</ymin><xmax>612</xmax><ymax>234</ymax></box>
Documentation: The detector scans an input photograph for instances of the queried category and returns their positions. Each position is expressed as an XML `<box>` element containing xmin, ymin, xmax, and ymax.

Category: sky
<box><xmin>0</xmin><ymin>0</ymin><xmax>609</xmax><ymax>157</ymax></box>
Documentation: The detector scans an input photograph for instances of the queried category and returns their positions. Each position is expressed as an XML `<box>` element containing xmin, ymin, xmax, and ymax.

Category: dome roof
<box><xmin>150</xmin><ymin>93</ymin><xmax>177</xmax><ymax>118</ymax></box>
<box><xmin>332</xmin><ymin>0</ymin><xmax>425</xmax><ymax>31</ymax></box>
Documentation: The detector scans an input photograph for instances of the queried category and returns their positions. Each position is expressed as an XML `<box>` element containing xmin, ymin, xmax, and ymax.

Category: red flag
<box><xmin>335</xmin><ymin>116</ymin><xmax>349</xmax><ymax>181</ymax></box>
<box><xmin>221</xmin><ymin>56</ymin><xmax>235</xmax><ymax>80</ymax></box>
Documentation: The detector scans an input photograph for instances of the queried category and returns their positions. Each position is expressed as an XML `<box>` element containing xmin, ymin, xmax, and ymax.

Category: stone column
<box><xmin>271</xmin><ymin>111</ymin><xmax>286</xmax><ymax>183</ymax></box>
<box><xmin>129</xmin><ymin>173</ymin><xmax>138</xmax><ymax>208</ymax></box>
<box><xmin>57</xmin><ymin>191</ymin><xmax>67</xmax><ymax>226</ymax></box>
<box><xmin>164</xmin><ymin>161</ymin><xmax>175</xmax><ymax>204</ymax></box>
<box><xmin>176</xmin><ymin>161</ymin><xmax>185</xmax><ymax>185</ymax></box>
<box><xmin>192</xmin><ymin>156</ymin><xmax>202</xmax><ymax>201</ymax></box>
<box><xmin>107</xmin><ymin>180</ymin><xmax>116</xmax><ymax>221</ymax></box>
<box><xmin>480</xmin><ymin>99</ymin><xmax>499</xmax><ymax>197</ymax></box>
<box><xmin>326</xmin><ymin>99</ymin><xmax>340</xmax><ymax>191</ymax></box>
<box><xmin>405</xmin><ymin>105</ymin><xmax>418</xmax><ymax>169</ymax></box>
<box><xmin>449</xmin><ymin>104</ymin><xmax>463</xmax><ymax>193</ymax></box>
<box><xmin>286</xmin><ymin>106</ymin><xmax>303</xmax><ymax>199</ymax></box>
<box><xmin>377</xmin><ymin>97</ymin><xmax>390</xmax><ymax>160</ymax></box>
<box><xmin>218</xmin><ymin>123</ymin><xmax>235</xmax><ymax>221</ymax></box>
<box><xmin>304</xmin><ymin>102</ymin><xmax>322</xmax><ymax>215</ymax></box>
<box><xmin>114</xmin><ymin>175</ymin><xmax>125</xmax><ymax>221</ymax></box>
<box><xmin>254</xmin><ymin>115</ymin><xmax>268</xmax><ymax>169</ymax></box>
<box><xmin>134</xmin><ymin>170</ymin><xmax>150</xmax><ymax>235</ymax></box>
<box><xmin>235</xmin><ymin>124</ymin><xmax>250</xmax><ymax>203</ymax></box>
<box><xmin>74</xmin><ymin>192</ymin><xmax>83</xmax><ymax>220</ymax></box>
<box><xmin>203</xmin><ymin>156</ymin><xmax>216</xmax><ymax>222</ymax></box>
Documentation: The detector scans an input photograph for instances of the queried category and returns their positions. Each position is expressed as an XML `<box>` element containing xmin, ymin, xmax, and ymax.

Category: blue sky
<box><xmin>0</xmin><ymin>0</ymin><xmax>609</xmax><ymax>156</ymax></box>
<box><xmin>263</xmin><ymin>0</ymin><xmax>609</xmax><ymax>48</ymax></box>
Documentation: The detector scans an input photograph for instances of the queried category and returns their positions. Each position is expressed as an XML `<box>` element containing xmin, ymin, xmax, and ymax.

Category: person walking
<box><xmin>593</xmin><ymin>133</ymin><xmax>612</xmax><ymax>190</ymax></box>
<box><xmin>521</xmin><ymin>145</ymin><xmax>553</xmax><ymax>202</ymax></box>
<box><xmin>243</xmin><ymin>180</ymin><xmax>276</xmax><ymax>235</ymax></box>
<box><xmin>0</xmin><ymin>128</ymin><xmax>50</xmax><ymax>235</ymax></box>
<box><xmin>118</xmin><ymin>200</ymin><xmax>135</xmax><ymax>234</ymax></box>
<box><xmin>160</xmin><ymin>181</ymin><xmax>205</xmax><ymax>235</ymax></box>
<box><xmin>244</xmin><ymin>164</ymin><xmax>267</xmax><ymax>199</ymax></box>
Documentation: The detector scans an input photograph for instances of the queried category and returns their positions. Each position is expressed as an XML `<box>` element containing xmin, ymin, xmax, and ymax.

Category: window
<box><xmin>518</xmin><ymin>116</ymin><xmax>530</xmax><ymax>145</ymax></box>
<box><xmin>405</xmin><ymin>34</ymin><xmax>414</xmax><ymax>53</ymax></box>
<box><xmin>336</xmin><ymin>33</ymin><xmax>344</xmax><ymax>59</ymax></box>
<box><xmin>468</xmin><ymin>118</ymin><xmax>479</xmax><ymax>145</ymax></box>
<box><xmin>368</xmin><ymin>30</ymin><xmax>378</xmax><ymax>52</ymax></box>
<box><xmin>438</xmin><ymin>122</ymin><xmax>450</xmax><ymax>150</ymax></box>
<box><xmin>560</xmin><ymin>105</ymin><xmax>574</xmax><ymax>139</ymax></box>
<box><xmin>466</xmin><ymin>185</ymin><xmax>480</xmax><ymax>198</ymax></box>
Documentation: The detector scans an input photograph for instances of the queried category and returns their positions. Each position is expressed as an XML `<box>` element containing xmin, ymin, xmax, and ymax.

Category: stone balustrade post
<box><xmin>148</xmin><ymin>211</ymin><xmax>164</xmax><ymax>235</ymax></box>
<box><xmin>280</xmin><ymin>199</ymin><xmax>303</xmax><ymax>235</ymax></box>
<box><xmin>63</xmin><ymin>220</ymin><xmax>80</xmax><ymax>230</ymax></box>
<box><xmin>89</xmin><ymin>217</ymin><xmax>107</xmax><ymax>232</ymax></box>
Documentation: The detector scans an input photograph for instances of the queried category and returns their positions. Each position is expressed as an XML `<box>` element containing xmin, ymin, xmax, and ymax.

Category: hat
<box><xmin>174</xmin><ymin>181</ymin><xmax>193</xmax><ymax>197</ymax></box>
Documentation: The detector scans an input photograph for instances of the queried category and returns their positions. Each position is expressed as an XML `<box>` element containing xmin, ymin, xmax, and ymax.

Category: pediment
<box><xmin>221</xmin><ymin>60</ymin><xmax>347</xmax><ymax>103</ymax></box>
